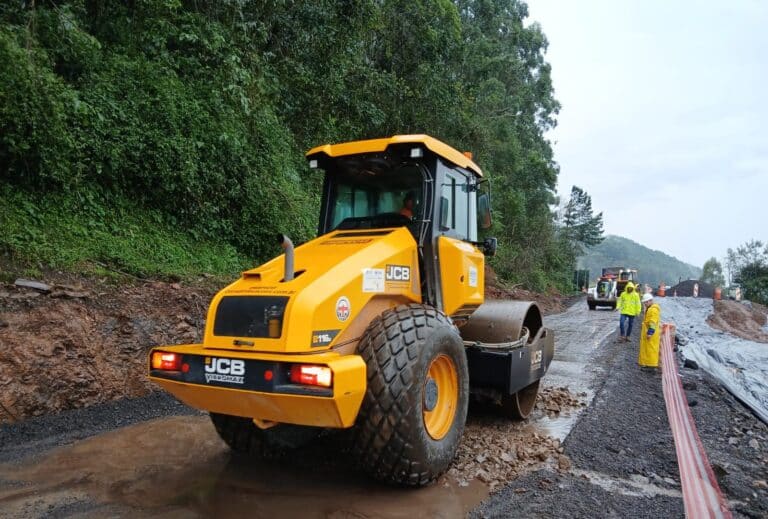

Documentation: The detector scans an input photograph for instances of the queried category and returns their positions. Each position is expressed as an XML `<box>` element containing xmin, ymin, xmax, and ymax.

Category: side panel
<box><xmin>437</xmin><ymin>236</ymin><xmax>484</xmax><ymax>319</ymax></box>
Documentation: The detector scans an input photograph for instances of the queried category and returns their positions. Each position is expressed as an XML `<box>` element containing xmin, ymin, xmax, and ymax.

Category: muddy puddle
<box><xmin>523</xmin><ymin>413</ymin><xmax>578</xmax><ymax>442</ymax></box>
<box><xmin>0</xmin><ymin>415</ymin><xmax>487</xmax><ymax>518</ymax></box>
<box><xmin>0</xmin><ymin>409</ymin><xmax>582</xmax><ymax>518</ymax></box>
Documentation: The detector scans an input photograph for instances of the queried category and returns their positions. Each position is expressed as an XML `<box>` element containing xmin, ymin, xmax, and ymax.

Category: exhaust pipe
<box><xmin>279</xmin><ymin>234</ymin><xmax>294</xmax><ymax>281</ymax></box>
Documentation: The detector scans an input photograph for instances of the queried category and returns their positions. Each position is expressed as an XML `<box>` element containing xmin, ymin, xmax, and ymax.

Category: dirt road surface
<box><xmin>0</xmin><ymin>298</ymin><xmax>607</xmax><ymax>518</ymax></box>
<box><xmin>1</xmin><ymin>299</ymin><xmax>765</xmax><ymax>518</ymax></box>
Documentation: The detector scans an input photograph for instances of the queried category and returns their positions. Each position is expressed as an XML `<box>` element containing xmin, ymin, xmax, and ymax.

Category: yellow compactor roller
<box><xmin>149</xmin><ymin>135</ymin><xmax>554</xmax><ymax>486</ymax></box>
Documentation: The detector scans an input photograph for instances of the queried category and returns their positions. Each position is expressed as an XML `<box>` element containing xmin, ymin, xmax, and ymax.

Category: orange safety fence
<box><xmin>660</xmin><ymin>323</ymin><xmax>732</xmax><ymax>518</ymax></box>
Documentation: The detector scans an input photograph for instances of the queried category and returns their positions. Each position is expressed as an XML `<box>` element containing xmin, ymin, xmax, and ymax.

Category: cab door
<box><xmin>435</xmin><ymin>166</ymin><xmax>484</xmax><ymax>320</ymax></box>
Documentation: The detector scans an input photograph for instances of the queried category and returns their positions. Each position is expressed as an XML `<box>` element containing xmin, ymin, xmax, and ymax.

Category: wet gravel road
<box><xmin>473</xmin><ymin>300</ymin><xmax>768</xmax><ymax>519</ymax></box>
<box><xmin>1</xmin><ymin>298</ymin><xmax>764</xmax><ymax>518</ymax></box>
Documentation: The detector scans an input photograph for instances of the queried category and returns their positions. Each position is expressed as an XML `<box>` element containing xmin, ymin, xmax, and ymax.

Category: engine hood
<box><xmin>203</xmin><ymin>227</ymin><xmax>421</xmax><ymax>353</ymax></box>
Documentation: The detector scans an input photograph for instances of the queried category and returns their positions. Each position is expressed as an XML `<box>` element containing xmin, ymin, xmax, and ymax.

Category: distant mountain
<box><xmin>578</xmin><ymin>235</ymin><xmax>701</xmax><ymax>286</ymax></box>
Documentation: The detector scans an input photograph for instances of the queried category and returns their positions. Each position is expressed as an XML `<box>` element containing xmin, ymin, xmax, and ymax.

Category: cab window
<box><xmin>439</xmin><ymin>170</ymin><xmax>469</xmax><ymax>239</ymax></box>
<box><xmin>326</xmin><ymin>163</ymin><xmax>422</xmax><ymax>231</ymax></box>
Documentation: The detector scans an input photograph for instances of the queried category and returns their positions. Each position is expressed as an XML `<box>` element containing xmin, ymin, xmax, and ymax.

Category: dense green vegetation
<box><xmin>727</xmin><ymin>240</ymin><xmax>768</xmax><ymax>304</ymax></box>
<box><xmin>1</xmin><ymin>1</ymin><xmax>571</xmax><ymax>288</ymax></box>
<box><xmin>578</xmin><ymin>235</ymin><xmax>701</xmax><ymax>287</ymax></box>
<box><xmin>0</xmin><ymin>185</ymin><xmax>249</xmax><ymax>279</ymax></box>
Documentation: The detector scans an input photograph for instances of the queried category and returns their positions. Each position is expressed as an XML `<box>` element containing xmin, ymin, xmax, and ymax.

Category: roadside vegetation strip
<box><xmin>660</xmin><ymin>324</ymin><xmax>732</xmax><ymax>519</ymax></box>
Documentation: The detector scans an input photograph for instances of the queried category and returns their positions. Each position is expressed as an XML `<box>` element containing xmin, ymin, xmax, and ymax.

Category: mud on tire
<box><xmin>352</xmin><ymin>304</ymin><xmax>469</xmax><ymax>486</ymax></box>
<box><xmin>210</xmin><ymin>413</ymin><xmax>319</xmax><ymax>457</ymax></box>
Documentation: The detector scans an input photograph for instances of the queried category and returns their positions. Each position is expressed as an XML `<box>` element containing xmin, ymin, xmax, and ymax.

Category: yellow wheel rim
<box><xmin>423</xmin><ymin>354</ymin><xmax>458</xmax><ymax>440</ymax></box>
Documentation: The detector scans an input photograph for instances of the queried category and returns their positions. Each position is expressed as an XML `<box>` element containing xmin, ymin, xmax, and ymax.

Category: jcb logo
<box><xmin>205</xmin><ymin>358</ymin><xmax>245</xmax><ymax>376</ymax></box>
<box><xmin>386</xmin><ymin>265</ymin><xmax>410</xmax><ymax>281</ymax></box>
<box><xmin>530</xmin><ymin>350</ymin><xmax>543</xmax><ymax>371</ymax></box>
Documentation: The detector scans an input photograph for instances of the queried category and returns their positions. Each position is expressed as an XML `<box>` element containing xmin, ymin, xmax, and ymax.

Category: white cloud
<box><xmin>527</xmin><ymin>0</ymin><xmax>768</xmax><ymax>267</ymax></box>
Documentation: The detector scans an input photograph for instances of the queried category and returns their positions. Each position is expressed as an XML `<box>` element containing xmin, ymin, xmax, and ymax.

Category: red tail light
<box><xmin>151</xmin><ymin>351</ymin><xmax>183</xmax><ymax>371</ymax></box>
<box><xmin>289</xmin><ymin>364</ymin><xmax>333</xmax><ymax>388</ymax></box>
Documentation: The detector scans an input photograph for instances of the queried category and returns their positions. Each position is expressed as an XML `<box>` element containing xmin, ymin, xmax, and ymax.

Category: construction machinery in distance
<box><xmin>587</xmin><ymin>273</ymin><xmax>617</xmax><ymax>310</ymax></box>
<box><xmin>148</xmin><ymin>135</ymin><xmax>554</xmax><ymax>486</ymax></box>
<box><xmin>615</xmin><ymin>267</ymin><xmax>640</xmax><ymax>296</ymax></box>
<box><xmin>587</xmin><ymin>266</ymin><xmax>640</xmax><ymax>310</ymax></box>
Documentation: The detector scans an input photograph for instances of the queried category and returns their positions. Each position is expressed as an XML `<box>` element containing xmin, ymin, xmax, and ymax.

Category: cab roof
<box><xmin>306</xmin><ymin>134</ymin><xmax>483</xmax><ymax>177</ymax></box>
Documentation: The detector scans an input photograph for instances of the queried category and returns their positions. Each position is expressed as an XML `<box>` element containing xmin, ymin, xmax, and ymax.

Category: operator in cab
<box><xmin>399</xmin><ymin>191</ymin><xmax>416</xmax><ymax>219</ymax></box>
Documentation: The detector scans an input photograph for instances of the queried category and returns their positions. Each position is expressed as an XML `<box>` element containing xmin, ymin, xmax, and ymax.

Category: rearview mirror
<box><xmin>483</xmin><ymin>237</ymin><xmax>497</xmax><ymax>257</ymax></box>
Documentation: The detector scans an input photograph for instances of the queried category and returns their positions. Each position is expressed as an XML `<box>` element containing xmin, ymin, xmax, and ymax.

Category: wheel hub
<box><xmin>422</xmin><ymin>354</ymin><xmax>459</xmax><ymax>440</ymax></box>
<box><xmin>424</xmin><ymin>378</ymin><xmax>438</xmax><ymax>411</ymax></box>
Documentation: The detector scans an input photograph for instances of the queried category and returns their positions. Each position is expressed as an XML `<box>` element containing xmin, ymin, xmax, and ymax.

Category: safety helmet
<box><xmin>642</xmin><ymin>293</ymin><xmax>654</xmax><ymax>303</ymax></box>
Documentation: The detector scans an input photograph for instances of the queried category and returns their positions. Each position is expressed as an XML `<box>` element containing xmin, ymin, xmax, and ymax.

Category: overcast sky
<box><xmin>526</xmin><ymin>0</ymin><xmax>767</xmax><ymax>268</ymax></box>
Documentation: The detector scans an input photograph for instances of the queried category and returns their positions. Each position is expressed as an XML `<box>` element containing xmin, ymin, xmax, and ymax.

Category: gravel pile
<box><xmin>539</xmin><ymin>386</ymin><xmax>587</xmax><ymax>416</ymax></box>
<box><xmin>449</xmin><ymin>387</ymin><xmax>586</xmax><ymax>492</ymax></box>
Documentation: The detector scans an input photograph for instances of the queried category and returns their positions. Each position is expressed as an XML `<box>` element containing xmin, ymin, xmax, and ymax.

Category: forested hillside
<box><xmin>578</xmin><ymin>235</ymin><xmax>701</xmax><ymax>286</ymax></box>
<box><xmin>1</xmin><ymin>1</ymin><xmax>569</xmax><ymax>288</ymax></box>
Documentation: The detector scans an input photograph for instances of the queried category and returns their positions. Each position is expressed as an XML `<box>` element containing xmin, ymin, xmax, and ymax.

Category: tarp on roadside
<box><xmin>658</xmin><ymin>298</ymin><xmax>768</xmax><ymax>424</ymax></box>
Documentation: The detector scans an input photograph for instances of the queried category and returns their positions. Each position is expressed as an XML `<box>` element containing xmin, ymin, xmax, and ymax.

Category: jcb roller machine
<box><xmin>149</xmin><ymin>135</ymin><xmax>554</xmax><ymax>486</ymax></box>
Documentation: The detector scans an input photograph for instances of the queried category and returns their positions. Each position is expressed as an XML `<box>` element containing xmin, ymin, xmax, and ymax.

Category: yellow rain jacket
<box><xmin>617</xmin><ymin>282</ymin><xmax>641</xmax><ymax>316</ymax></box>
<box><xmin>639</xmin><ymin>303</ymin><xmax>661</xmax><ymax>367</ymax></box>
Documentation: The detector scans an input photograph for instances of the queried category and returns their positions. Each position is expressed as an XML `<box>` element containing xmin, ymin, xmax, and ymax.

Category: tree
<box><xmin>736</xmin><ymin>240</ymin><xmax>767</xmax><ymax>266</ymax></box>
<box><xmin>729</xmin><ymin>239</ymin><xmax>768</xmax><ymax>285</ymax></box>
<box><xmin>725</xmin><ymin>248</ymin><xmax>738</xmax><ymax>285</ymax></box>
<box><xmin>700</xmin><ymin>257</ymin><xmax>725</xmax><ymax>288</ymax></box>
<box><xmin>562</xmin><ymin>185</ymin><xmax>604</xmax><ymax>255</ymax></box>
<box><xmin>739</xmin><ymin>262</ymin><xmax>768</xmax><ymax>305</ymax></box>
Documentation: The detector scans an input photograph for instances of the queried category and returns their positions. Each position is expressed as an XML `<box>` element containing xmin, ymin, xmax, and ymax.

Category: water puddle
<box><xmin>523</xmin><ymin>412</ymin><xmax>579</xmax><ymax>443</ymax></box>
<box><xmin>571</xmin><ymin>469</ymin><xmax>682</xmax><ymax>499</ymax></box>
<box><xmin>0</xmin><ymin>415</ymin><xmax>487</xmax><ymax>518</ymax></box>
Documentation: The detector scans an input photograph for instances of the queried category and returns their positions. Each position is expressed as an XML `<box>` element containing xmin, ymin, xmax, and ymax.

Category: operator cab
<box><xmin>307</xmin><ymin>135</ymin><xmax>494</xmax><ymax>316</ymax></box>
<box><xmin>309</xmin><ymin>136</ymin><xmax>491</xmax><ymax>243</ymax></box>
<box><xmin>597</xmin><ymin>279</ymin><xmax>613</xmax><ymax>296</ymax></box>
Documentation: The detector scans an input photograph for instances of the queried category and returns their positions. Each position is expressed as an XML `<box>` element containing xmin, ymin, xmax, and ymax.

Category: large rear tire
<box><xmin>352</xmin><ymin>304</ymin><xmax>469</xmax><ymax>486</ymax></box>
<box><xmin>210</xmin><ymin>413</ymin><xmax>319</xmax><ymax>457</ymax></box>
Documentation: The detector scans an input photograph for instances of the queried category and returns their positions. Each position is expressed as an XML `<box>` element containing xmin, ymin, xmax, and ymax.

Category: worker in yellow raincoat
<box><xmin>616</xmin><ymin>281</ymin><xmax>642</xmax><ymax>342</ymax></box>
<box><xmin>639</xmin><ymin>293</ymin><xmax>661</xmax><ymax>368</ymax></box>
